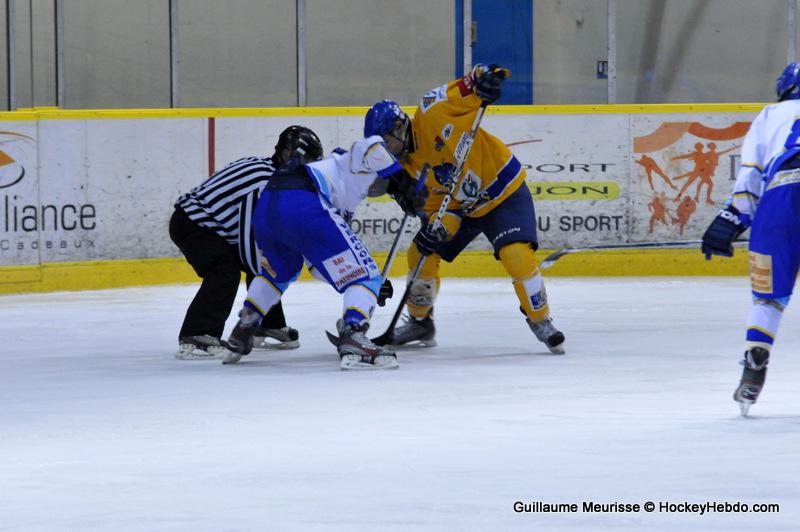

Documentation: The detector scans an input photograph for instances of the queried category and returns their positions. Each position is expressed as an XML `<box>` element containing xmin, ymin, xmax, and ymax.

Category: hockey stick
<box><xmin>371</xmin><ymin>103</ymin><xmax>490</xmax><ymax>346</ymax></box>
<box><xmin>539</xmin><ymin>238</ymin><xmax>750</xmax><ymax>270</ymax></box>
<box><xmin>379</xmin><ymin>163</ymin><xmax>431</xmax><ymax>277</ymax></box>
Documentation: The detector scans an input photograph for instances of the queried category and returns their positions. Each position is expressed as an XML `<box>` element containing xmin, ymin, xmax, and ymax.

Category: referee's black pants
<box><xmin>169</xmin><ymin>208</ymin><xmax>287</xmax><ymax>340</ymax></box>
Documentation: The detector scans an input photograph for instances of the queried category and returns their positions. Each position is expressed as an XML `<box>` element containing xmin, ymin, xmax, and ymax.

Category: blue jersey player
<box><xmin>702</xmin><ymin>62</ymin><xmax>800</xmax><ymax>415</ymax></box>
<box><xmin>222</xmin><ymin>129</ymin><xmax>423</xmax><ymax>370</ymax></box>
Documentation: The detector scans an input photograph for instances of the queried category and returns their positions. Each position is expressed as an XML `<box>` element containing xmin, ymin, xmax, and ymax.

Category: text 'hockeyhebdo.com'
<box><xmin>513</xmin><ymin>500</ymin><xmax>780</xmax><ymax>516</ymax></box>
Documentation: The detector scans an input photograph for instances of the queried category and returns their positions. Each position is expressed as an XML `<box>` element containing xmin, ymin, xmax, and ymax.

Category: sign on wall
<box><xmin>0</xmin><ymin>109</ymin><xmax>758</xmax><ymax>269</ymax></box>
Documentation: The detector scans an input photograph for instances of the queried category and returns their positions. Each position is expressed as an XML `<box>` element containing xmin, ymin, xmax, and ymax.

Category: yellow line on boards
<box><xmin>0</xmin><ymin>250</ymin><xmax>748</xmax><ymax>295</ymax></box>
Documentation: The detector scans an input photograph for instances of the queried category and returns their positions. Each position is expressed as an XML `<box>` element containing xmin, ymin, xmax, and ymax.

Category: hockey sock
<box><xmin>342</xmin><ymin>283</ymin><xmax>378</xmax><ymax>327</ymax></box>
<box><xmin>745</xmin><ymin>299</ymin><xmax>785</xmax><ymax>350</ymax></box>
<box><xmin>406</xmin><ymin>242</ymin><xmax>440</xmax><ymax>319</ymax></box>
<box><xmin>245</xmin><ymin>275</ymin><xmax>282</xmax><ymax>316</ymax></box>
<box><xmin>499</xmin><ymin>242</ymin><xmax>550</xmax><ymax>322</ymax></box>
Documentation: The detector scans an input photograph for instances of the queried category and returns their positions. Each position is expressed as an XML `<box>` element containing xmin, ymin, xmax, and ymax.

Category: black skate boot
<box><xmin>733</xmin><ymin>347</ymin><xmax>769</xmax><ymax>417</ymax></box>
<box><xmin>222</xmin><ymin>307</ymin><xmax>261</xmax><ymax>365</ymax></box>
<box><xmin>390</xmin><ymin>315</ymin><xmax>437</xmax><ymax>348</ymax></box>
<box><xmin>336</xmin><ymin>320</ymin><xmax>398</xmax><ymax>370</ymax></box>
<box><xmin>526</xmin><ymin>317</ymin><xmax>566</xmax><ymax>354</ymax></box>
<box><xmin>253</xmin><ymin>326</ymin><xmax>300</xmax><ymax>350</ymax></box>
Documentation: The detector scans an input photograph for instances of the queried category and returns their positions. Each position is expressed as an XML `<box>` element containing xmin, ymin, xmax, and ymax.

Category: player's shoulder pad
<box><xmin>358</xmin><ymin>135</ymin><xmax>401</xmax><ymax>177</ymax></box>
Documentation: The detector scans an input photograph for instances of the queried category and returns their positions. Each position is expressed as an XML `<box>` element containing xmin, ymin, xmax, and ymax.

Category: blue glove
<box><xmin>413</xmin><ymin>222</ymin><xmax>448</xmax><ymax>257</ymax></box>
<box><xmin>701</xmin><ymin>205</ymin><xmax>747</xmax><ymax>259</ymax></box>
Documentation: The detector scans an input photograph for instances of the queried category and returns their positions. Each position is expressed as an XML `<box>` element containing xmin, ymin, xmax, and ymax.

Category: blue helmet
<box><xmin>365</xmin><ymin>100</ymin><xmax>411</xmax><ymax>156</ymax></box>
<box><xmin>364</xmin><ymin>99</ymin><xmax>407</xmax><ymax>137</ymax></box>
<box><xmin>776</xmin><ymin>62</ymin><xmax>800</xmax><ymax>101</ymax></box>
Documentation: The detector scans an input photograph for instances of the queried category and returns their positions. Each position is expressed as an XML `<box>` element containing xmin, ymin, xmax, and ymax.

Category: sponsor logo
<box><xmin>454</xmin><ymin>133</ymin><xmax>471</xmax><ymax>163</ymax></box>
<box><xmin>0</xmin><ymin>130</ymin><xmax>98</xmax><ymax>253</ymax></box>
<box><xmin>634</xmin><ymin>121</ymin><xmax>748</xmax><ymax>235</ymax></box>
<box><xmin>528</xmin><ymin>181</ymin><xmax>620</xmax><ymax>200</ymax></box>
<box><xmin>441</xmin><ymin>124</ymin><xmax>454</xmax><ymax>141</ymax></box>
<box><xmin>749</xmin><ymin>251</ymin><xmax>773</xmax><ymax>293</ymax></box>
<box><xmin>0</xmin><ymin>131</ymin><xmax>33</xmax><ymax>190</ymax></box>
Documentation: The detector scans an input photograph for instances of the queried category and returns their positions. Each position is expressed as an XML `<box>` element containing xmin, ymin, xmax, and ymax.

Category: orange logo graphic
<box><xmin>0</xmin><ymin>131</ymin><xmax>34</xmax><ymax>189</ymax></box>
<box><xmin>633</xmin><ymin>122</ymin><xmax>748</xmax><ymax>234</ymax></box>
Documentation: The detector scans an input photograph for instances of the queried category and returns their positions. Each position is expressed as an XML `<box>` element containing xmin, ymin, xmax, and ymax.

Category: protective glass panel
<box><xmin>62</xmin><ymin>0</ymin><xmax>170</xmax><ymax>109</ymax></box>
<box><xmin>305</xmin><ymin>0</ymin><xmax>455</xmax><ymax>106</ymax></box>
<box><xmin>178</xmin><ymin>0</ymin><xmax>296</xmax><ymax>108</ymax></box>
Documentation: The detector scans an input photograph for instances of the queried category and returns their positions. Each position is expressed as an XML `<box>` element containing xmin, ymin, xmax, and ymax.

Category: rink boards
<box><xmin>0</xmin><ymin>104</ymin><xmax>760</xmax><ymax>293</ymax></box>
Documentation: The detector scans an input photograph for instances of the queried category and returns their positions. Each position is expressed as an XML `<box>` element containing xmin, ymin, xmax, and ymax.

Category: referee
<box><xmin>169</xmin><ymin>126</ymin><xmax>323</xmax><ymax>359</ymax></box>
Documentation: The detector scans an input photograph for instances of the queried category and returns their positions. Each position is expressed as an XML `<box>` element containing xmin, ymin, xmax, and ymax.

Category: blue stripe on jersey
<box><xmin>307</xmin><ymin>165</ymin><xmax>332</xmax><ymax>203</ymax></box>
<box><xmin>377</xmin><ymin>160</ymin><xmax>402</xmax><ymax>178</ymax></box>
<box><xmin>483</xmin><ymin>155</ymin><xmax>522</xmax><ymax>199</ymax></box>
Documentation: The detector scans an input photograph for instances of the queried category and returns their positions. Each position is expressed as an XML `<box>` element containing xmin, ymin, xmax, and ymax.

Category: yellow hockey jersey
<box><xmin>401</xmin><ymin>74</ymin><xmax>526</xmax><ymax>218</ymax></box>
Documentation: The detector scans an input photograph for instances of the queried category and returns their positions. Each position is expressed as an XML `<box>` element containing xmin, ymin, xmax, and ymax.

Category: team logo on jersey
<box><xmin>441</xmin><ymin>124</ymin><xmax>454</xmax><ymax>141</ymax></box>
<box><xmin>420</xmin><ymin>86</ymin><xmax>447</xmax><ymax>113</ymax></box>
<box><xmin>434</xmin><ymin>135</ymin><xmax>445</xmax><ymax>152</ymax></box>
<box><xmin>432</xmin><ymin>162</ymin><xmax>456</xmax><ymax>187</ymax></box>
<box><xmin>458</xmin><ymin>170</ymin><xmax>481</xmax><ymax>201</ymax></box>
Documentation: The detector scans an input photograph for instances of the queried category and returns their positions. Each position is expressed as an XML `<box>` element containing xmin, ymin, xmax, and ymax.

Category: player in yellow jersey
<box><xmin>365</xmin><ymin>64</ymin><xmax>565</xmax><ymax>353</ymax></box>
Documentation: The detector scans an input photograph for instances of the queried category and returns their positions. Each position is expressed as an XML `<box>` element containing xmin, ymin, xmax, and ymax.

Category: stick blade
<box><xmin>371</xmin><ymin>329</ymin><xmax>394</xmax><ymax>346</ymax></box>
<box><xmin>325</xmin><ymin>330</ymin><xmax>340</xmax><ymax>347</ymax></box>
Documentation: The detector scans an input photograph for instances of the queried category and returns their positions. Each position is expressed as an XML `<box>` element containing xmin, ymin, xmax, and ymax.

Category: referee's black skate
<box><xmin>733</xmin><ymin>347</ymin><xmax>769</xmax><ymax>417</ymax></box>
<box><xmin>176</xmin><ymin>335</ymin><xmax>231</xmax><ymax>360</ymax></box>
<box><xmin>253</xmin><ymin>326</ymin><xmax>300</xmax><ymax>350</ymax></box>
<box><xmin>336</xmin><ymin>320</ymin><xmax>398</xmax><ymax>370</ymax></box>
<box><xmin>390</xmin><ymin>315</ymin><xmax>437</xmax><ymax>348</ymax></box>
<box><xmin>526</xmin><ymin>317</ymin><xmax>566</xmax><ymax>354</ymax></box>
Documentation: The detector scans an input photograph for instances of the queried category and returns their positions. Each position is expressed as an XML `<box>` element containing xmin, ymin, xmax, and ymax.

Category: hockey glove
<box><xmin>701</xmin><ymin>205</ymin><xmax>747</xmax><ymax>259</ymax></box>
<box><xmin>472</xmin><ymin>64</ymin><xmax>511</xmax><ymax>104</ymax></box>
<box><xmin>413</xmin><ymin>222</ymin><xmax>448</xmax><ymax>257</ymax></box>
<box><xmin>377</xmin><ymin>279</ymin><xmax>394</xmax><ymax>306</ymax></box>
<box><xmin>387</xmin><ymin>169</ymin><xmax>429</xmax><ymax>216</ymax></box>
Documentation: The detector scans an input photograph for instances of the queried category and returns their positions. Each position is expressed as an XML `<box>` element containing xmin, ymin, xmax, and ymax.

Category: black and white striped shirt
<box><xmin>176</xmin><ymin>156</ymin><xmax>276</xmax><ymax>276</ymax></box>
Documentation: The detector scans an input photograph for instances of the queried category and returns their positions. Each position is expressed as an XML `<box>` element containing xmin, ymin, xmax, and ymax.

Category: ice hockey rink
<box><xmin>1</xmin><ymin>277</ymin><xmax>798</xmax><ymax>531</ymax></box>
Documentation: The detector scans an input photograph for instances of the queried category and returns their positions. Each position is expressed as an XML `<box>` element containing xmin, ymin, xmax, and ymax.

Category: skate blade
<box><xmin>221</xmin><ymin>351</ymin><xmax>244</xmax><ymax>365</ymax></box>
<box><xmin>546</xmin><ymin>343</ymin><xmax>566</xmax><ymax>355</ymax></box>
<box><xmin>737</xmin><ymin>399</ymin><xmax>754</xmax><ymax>417</ymax></box>
<box><xmin>339</xmin><ymin>354</ymin><xmax>399</xmax><ymax>370</ymax></box>
<box><xmin>175</xmin><ymin>348</ymin><xmax>222</xmax><ymax>360</ymax></box>
<box><xmin>253</xmin><ymin>338</ymin><xmax>300</xmax><ymax>350</ymax></box>
<box><xmin>391</xmin><ymin>338</ymin><xmax>437</xmax><ymax>350</ymax></box>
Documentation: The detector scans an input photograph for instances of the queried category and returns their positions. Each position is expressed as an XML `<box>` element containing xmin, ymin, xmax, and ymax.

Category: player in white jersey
<box><xmin>701</xmin><ymin>62</ymin><xmax>800</xmax><ymax>415</ymax></box>
<box><xmin>222</xmin><ymin>134</ymin><xmax>424</xmax><ymax>370</ymax></box>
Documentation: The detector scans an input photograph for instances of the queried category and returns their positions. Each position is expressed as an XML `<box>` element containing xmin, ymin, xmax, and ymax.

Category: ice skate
<box><xmin>336</xmin><ymin>320</ymin><xmax>398</xmax><ymax>370</ymax></box>
<box><xmin>176</xmin><ymin>335</ymin><xmax>232</xmax><ymax>360</ymax></box>
<box><xmin>390</xmin><ymin>315</ymin><xmax>437</xmax><ymax>348</ymax></box>
<box><xmin>733</xmin><ymin>347</ymin><xmax>769</xmax><ymax>417</ymax></box>
<box><xmin>527</xmin><ymin>317</ymin><xmax>566</xmax><ymax>354</ymax></box>
<box><xmin>222</xmin><ymin>308</ymin><xmax>261</xmax><ymax>365</ymax></box>
<box><xmin>253</xmin><ymin>326</ymin><xmax>300</xmax><ymax>350</ymax></box>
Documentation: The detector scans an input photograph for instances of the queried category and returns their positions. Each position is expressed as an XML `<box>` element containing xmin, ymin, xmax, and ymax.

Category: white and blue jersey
<box><xmin>306</xmin><ymin>135</ymin><xmax>402</xmax><ymax>220</ymax></box>
<box><xmin>244</xmin><ymin>137</ymin><xmax>400</xmax><ymax>327</ymax></box>
<box><xmin>730</xmin><ymin>99</ymin><xmax>800</xmax><ymax>225</ymax></box>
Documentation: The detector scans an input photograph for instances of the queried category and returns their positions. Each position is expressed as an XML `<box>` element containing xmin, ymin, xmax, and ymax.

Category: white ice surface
<box><xmin>0</xmin><ymin>278</ymin><xmax>798</xmax><ymax>531</ymax></box>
